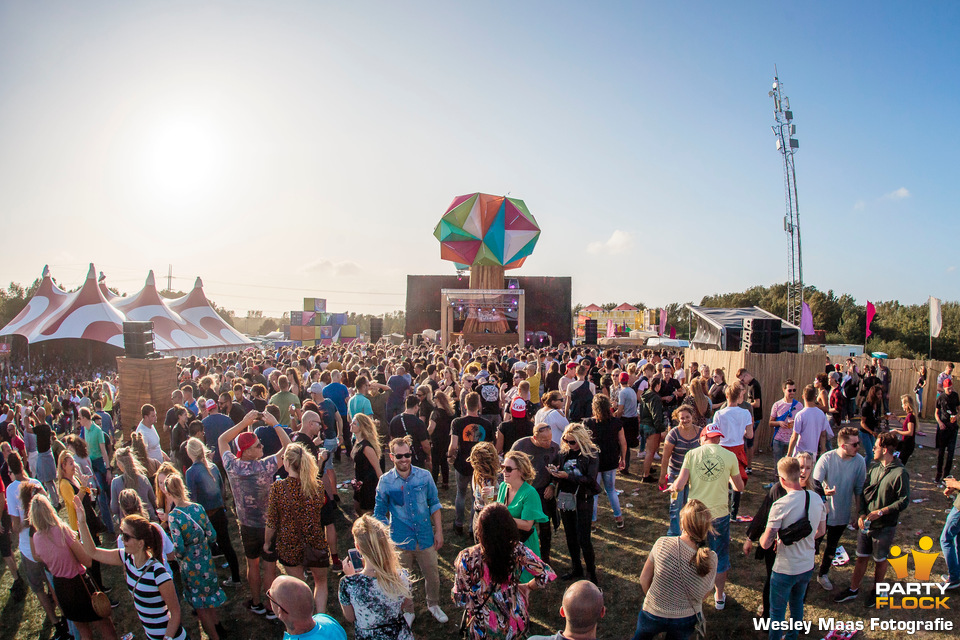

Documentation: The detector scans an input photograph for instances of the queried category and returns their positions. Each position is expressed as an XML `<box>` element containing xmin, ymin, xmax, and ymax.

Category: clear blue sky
<box><xmin>1</xmin><ymin>1</ymin><xmax>956</xmax><ymax>316</ymax></box>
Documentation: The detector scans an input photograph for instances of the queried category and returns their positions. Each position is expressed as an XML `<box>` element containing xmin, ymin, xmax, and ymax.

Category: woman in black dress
<box><xmin>350</xmin><ymin>415</ymin><xmax>382</xmax><ymax>516</ymax></box>
<box><xmin>550</xmin><ymin>423</ymin><xmax>601</xmax><ymax>585</ymax></box>
<box><xmin>427</xmin><ymin>391</ymin><xmax>455</xmax><ymax>489</ymax></box>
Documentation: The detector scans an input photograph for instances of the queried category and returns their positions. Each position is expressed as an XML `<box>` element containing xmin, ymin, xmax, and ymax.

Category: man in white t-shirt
<box><xmin>535</xmin><ymin>392</ymin><xmax>570</xmax><ymax>445</ymax></box>
<box><xmin>712</xmin><ymin>382</ymin><xmax>753</xmax><ymax>520</ymax></box>
<box><xmin>788</xmin><ymin>385</ymin><xmax>831</xmax><ymax>457</ymax></box>
<box><xmin>135</xmin><ymin>403</ymin><xmax>167</xmax><ymax>463</ymax></box>
<box><xmin>761</xmin><ymin>457</ymin><xmax>826</xmax><ymax>640</ymax></box>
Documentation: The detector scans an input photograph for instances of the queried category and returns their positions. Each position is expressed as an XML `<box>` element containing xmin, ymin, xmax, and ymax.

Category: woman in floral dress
<box><xmin>162</xmin><ymin>474</ymin><xmax>226</xmax><ymax>640</ymax></box>
<box><xmin>453</xmin><ymin>504</ymin><xmax>555</xmax><ymax>640</ymax></box>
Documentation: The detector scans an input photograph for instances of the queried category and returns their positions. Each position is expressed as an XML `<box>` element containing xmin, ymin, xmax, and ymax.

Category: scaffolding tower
<box><xmin>769</xmin><ymin>70</ymin><xmax>804</xmax><ymax>326</ymax></box>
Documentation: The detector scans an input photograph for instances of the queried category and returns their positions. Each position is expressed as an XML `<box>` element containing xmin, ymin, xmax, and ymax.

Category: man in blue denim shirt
<box><xmin>374</xmin><ymin>436</ymin><xmax>448</xmax><ymax>626</ymax></box>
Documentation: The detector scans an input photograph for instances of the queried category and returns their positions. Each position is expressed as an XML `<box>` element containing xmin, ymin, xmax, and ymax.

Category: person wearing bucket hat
<box><xmin>497</xmin><ymin>398</ymin><xmax>534</xmax><ymax>454</ymax></box>
<box><xmin>218</xmin><ymin>410</ymin><xmax>291</xmax><ymax>619</ymax></box>
<box><xmin>665</xmin><ymin>420</ymin><xmax>743</xmax><ymax>611</ymax></box>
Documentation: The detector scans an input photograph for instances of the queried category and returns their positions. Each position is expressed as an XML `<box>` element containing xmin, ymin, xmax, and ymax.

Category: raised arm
<box><xmin>218</xmin><ymin>410</ymin><xmax>259</xmax><ymax>461</ymax></box>
<box><xmin>73</xmin><ymin>495</ymin><xmax>122</xmax><ymax>566</ymax></box>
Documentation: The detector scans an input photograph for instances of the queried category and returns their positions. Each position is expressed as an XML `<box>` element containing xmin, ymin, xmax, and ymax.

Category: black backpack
<box><xmin>568</xmin><ymin>381</ymin><xmax>594</xmax><ymax>423</ymax></box>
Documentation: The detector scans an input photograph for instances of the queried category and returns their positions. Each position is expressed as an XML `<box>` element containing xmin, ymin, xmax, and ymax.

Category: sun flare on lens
<box><xmin>142</xmin><ymin>117</ymin><xmax>222</xmax><ymax>203</ymax></box>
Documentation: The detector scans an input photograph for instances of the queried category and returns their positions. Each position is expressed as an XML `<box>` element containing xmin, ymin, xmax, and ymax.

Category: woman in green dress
<box><xmin>162</xmin><ymin>473</ymin><xmax>226</xmax><ymax>640</ymax></box>
<box><xmin>498</xmin><ymin>450</ymin><xmax>549</xmax><ymax>580</ymax></box>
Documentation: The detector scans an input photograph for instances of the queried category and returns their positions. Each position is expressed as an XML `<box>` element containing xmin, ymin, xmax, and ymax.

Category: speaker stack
<box><xmin>741</xmin><ymin>318</ymin><xmax>782</xmax><ymax>354</ymax></box>
<box><xmin>369</xmin><ymin>317</ymin><xmax>384</xmax><ymax>343</ymax></box>
<box><xmin>584</xmin><ymin>319</ymin><xmax>598</xmax><ymax>345</ymax></box>
<box><xmin>123</xmin><ymin>321</ymin><xmax>157</xmax><ymax>359</ymax></box>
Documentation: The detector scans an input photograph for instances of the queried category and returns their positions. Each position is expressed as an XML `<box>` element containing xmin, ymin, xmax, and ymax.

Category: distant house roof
<box><xmin>613</xmin><ymin>303</ymin><xmax>639</xmax><ymax>311</ymax></box>
<box><xmin>581</xmin><ymin>304</ymin><xmax>603</xmax><ymax>312</ymax></box>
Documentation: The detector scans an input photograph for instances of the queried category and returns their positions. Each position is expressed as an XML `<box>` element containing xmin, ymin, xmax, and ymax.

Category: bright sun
<box><xmin>143</xmin><ymin>118</ymin><xmax>222</xmax><ymax>203</ymax></box>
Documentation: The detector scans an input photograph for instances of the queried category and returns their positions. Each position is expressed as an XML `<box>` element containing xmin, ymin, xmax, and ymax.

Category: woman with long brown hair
<box><xmin>452</xmin><ymin>504</ymin><xmax>555</xmax><ymax>640</ymax></box>
<box><xmin>681</xmin><ymin>377</ymin><xmax>712</xmax><ymax>428</ymax></box>
<box><xmin>583</xmin><ymin>394</ymin><xmax>626</xmax><ymax>529</ymax></box>
<box><xmin>110</xmin><ymin>446</ymin><xmax>158</xmax><ymax>523</ymax></box>
<box><xmin>74</xmin><ymin>495</ymin><xmax>185</xmax><ymax>640</ymax></box>
<box><xmin>428</xmin><ymin>390</ymin><xmax>455</xmax><ymax>488</ymax></box>
<box><xmin>131</xmin><ymin>431</ymin><xmax>161</xmax><ymax>481</ymax></box>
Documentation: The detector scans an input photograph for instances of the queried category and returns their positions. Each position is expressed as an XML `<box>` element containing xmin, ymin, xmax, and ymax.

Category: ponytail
<box><xmin>122</xmin><ymin>514</ymin><xmax>164</xmax><ymax>559</ymax></box>
<box><xmin>679</xmin><ymin>499</ymin><xmax>716</xmax><ymax>577</ymax></box>
<box><xmin>185</xmin><ymin>437</ymin><xmax>214</xmax><ymax>479</ymax></box>
<box><xmin>284</xmin><ymin>443</ymin><xmax>322</xmax><ymax>499</ymax></box>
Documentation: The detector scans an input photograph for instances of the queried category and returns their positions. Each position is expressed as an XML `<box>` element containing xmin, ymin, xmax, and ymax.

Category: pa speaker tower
<box><xmin>584</xmin><ymin>319</ymin><xmax>598</xmax><ymax>344</ymax></box>
<box><xmin>369</xmin><ymin>317</ymin><xmax>384</xmax><ymax>343</ymax></box>
<box><xmin>123</xmin><ymin>321</ymin><xmax>156</xmax><ymax>359</ymax></box>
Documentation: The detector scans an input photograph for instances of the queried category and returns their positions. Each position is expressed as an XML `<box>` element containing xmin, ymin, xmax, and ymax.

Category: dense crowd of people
<box><xmin>0</xmin><ymin>344</ymin><xmax>958</xmax><ymax>640</ymax></box>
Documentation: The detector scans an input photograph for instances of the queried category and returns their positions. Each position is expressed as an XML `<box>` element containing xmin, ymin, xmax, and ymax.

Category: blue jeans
<box><xmin>768</xmin><ymin>569</ymin><xmax>812</xmax><ymax>640</ymax></box>
<box><xmin>90</xmin><ymin>456</ymin><xmax>114</xmax><ymax>535</ymax></box>
<box><xmin>859</xmin><ymin>430</ymin><xmax>876</xmax><ymax>461</ymax></box>
<box><xmin>592</xmin><ymin>469</ymin><xmax>622</xmax><ymax>519</ymax></box>
<box><xmin>667</xmin><ymin>484</ymin><xmax>689</xmax><ymax>536</ymax></box>
<box><xmin>632</xmin><ymin>609</ymin><xmax>698</xmax><ymax>640</ymax></box>
<box><xmin>941</xmin><ymin>506</ymin><xmax>960</xmax><ymax>583</ymax></box>
<box><xmin>708</xmin><ymin>515</ymin><xmax>731</xmax><ymax>574</ymax></box>
<box><xmin>772</xmin><ymin>439</ymin><xmax>789</xmax><ymax>465</ymax></box>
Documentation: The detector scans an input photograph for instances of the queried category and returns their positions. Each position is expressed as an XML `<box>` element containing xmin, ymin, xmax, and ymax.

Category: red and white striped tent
<box><xmin>1</xmin><ymin>265</ymin><xmax>254</xmax><ymax>356</ymax></box>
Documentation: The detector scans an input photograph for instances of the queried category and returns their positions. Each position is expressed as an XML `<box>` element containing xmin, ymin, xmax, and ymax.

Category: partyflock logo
<box><xmin>875</xmin><ymin>535</ymin><xmax>950</xmax><ymax>609</ymax></box>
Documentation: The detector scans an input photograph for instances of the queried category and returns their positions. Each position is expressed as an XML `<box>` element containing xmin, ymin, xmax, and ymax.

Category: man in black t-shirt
<box><xmin>389</xmin><ymin>395</ymin><xmax>431</xmax><ymax>470</ymax></box>
<box><xmin>737</xmin><ymin>368</ymin><xmax>763</xmax><ymax>467</ymax></box>
<box><xmin>496</xmin><ymin>398</ymin><xmax>533</xmax><ymax>454</ymax></box>
<box><xmin>658</xmin><ymin>364</ymin><xmax>683</xmax><ymax>421</ymax></box>
<box><xmin>477</xmin><ymin>375</ymin><xmax>502</xmax><ymax>429</ymax></box>
<box><xmin>447</xmin><ymin>392</ymin><xmax>492</xmax><ymax>537</ymax></box>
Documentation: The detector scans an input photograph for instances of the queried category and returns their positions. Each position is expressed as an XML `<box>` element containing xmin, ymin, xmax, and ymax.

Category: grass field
<box><xmin>2</xmin><ymin>422</ymin><xmax>958</xmax><ymax>640</ymax></box>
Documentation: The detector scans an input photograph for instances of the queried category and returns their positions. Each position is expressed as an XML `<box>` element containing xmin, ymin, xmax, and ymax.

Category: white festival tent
<box><xmin>0</xmin><ymin>265</ymin><xmax>254</xmax><ymax>357</ymax></box>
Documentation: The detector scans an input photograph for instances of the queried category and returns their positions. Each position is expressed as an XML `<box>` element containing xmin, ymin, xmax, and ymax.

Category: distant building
<box><xmin>577</xmin><ymin>303</ymin><xmax>657</xmax><ymax>338</ymax></box>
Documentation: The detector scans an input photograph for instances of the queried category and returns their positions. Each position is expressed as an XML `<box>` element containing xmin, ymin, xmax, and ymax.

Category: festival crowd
<box><xmin>0</xmin><ymin>344</ymin><xmax>959</xmax><ymax>640</ymax></box>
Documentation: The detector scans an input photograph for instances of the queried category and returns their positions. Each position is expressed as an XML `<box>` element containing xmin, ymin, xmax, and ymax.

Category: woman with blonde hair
<box><xmin>549</xmin><ymin>423</ymin><xmax>600</xmax><ymax>584</ymax></box>
<box><xmin>339</xmin><ymin>514</ymin><xmax>413</xmax><ymax>640</ymax></box>
<box><xmin>131</xmin><ymin>431</ymin><xmax>161</xmax><ymax>480</ymax></box>
<box><xmin>29</xmin><ymin>495</ymin><xmax>120</xmax><ymax>640</ymax></box>
<box><xmin>892</xmin><ymin>394</ymin><xmax>917</xmax><ymax>465</ymax></box>
<box><xmin>350</xmin><ymin>414</ymin><xmax>383</xmax><ymax>515</ymax></box>
<box><xmin>265</xmin><ymin>442</ymin><xmax>330</xmax><ymax>612</ymax></box>
<box><xmin>708</xmin><ymin>368</ymin><xmax>727</xmax><ymax>406</ymax></box>
<box><xmin>498</xmin><ymin>450</ymin><xmax>548</xmax><ymax>579</ymax></box>
<box><xmin>467</xmin><ymin>441</ymin><xmax>501</xmax><ymax>538</ymax></box>
<box><xmin>57</xmin><ymin>450</ymin><xmax>107</xmax><ymax>590</ymax></box>
<box><xmin>682</xmin><ymin>377</ymin><xmax>712</xmax><ymax>427</ymax></box>
<box><xmin>110</xmin><ymin>446</ymin><xmax>158</xmax><ymax>523</ymax></box>
<box><xmin>161</xmin><ymin>473</ymin><xmax>226</xmax><ymax>639</ymax></box>
<box><xmin>634</xmin><ymin>499</ymin><xmax>717</xmax><ymax>640</ymax></box>
<box><xmin>184</xmin><ymin>437</ymin><xmax>241</xmax><ymax>586</ymax></box>
<box><xmin>153</xmin><ymin>461</ymin><xmax>181</xmax><ymax>524</ymax></box>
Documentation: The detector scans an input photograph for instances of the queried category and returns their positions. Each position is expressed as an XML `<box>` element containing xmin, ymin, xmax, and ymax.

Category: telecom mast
<box><xmin>769</xmin><ymin>70</ymin><xmax>803</xmax><ymax>326</ymax></box>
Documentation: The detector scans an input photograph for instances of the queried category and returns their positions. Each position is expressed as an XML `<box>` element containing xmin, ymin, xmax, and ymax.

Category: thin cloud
<box><xmin>300</xmin><ymin>259</ymin><xmax>362</xmax><ymax>277</ymax></box>
<box><xmin>853</xmin><ymin>200</ymin><xmax>866</xmax><ymax>211</ymax></box>
<box><xmin>883</xmin><ymin>187</ymin><xmax>910</xmax><ymax>200</ymax></box>
<box><xmin>948</xmin><ymin>266</ymin><xmax>957</xmax><ymax>273</ymax></box>
<box><xmin>587</xmin><ymin>230</ymin><xmax>634</xmax><ymax>255</ymax></box>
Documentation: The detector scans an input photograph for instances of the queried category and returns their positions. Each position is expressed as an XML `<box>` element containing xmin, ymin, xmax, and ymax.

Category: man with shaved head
<box><xmin>270</xmin><ymin>575</ymin><xmax>347</xmax><ymax>639</ymax></box>
<box><xmin>528</xmin><ymin>580</ymin><xmax>605</xmax><ymax>640</ymax></box>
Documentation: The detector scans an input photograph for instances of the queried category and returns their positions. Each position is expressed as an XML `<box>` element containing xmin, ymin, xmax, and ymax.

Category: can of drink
<box><xmin>861</xmin><ymin>519</ymin><xmax>871</xmax><ymax>534</ymax></box>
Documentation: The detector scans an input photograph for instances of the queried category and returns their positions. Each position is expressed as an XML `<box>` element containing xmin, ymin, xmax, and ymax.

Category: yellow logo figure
<box><xmin>888</xmin><ymin>545</ymin><xmax>910</xmax><ymax>580</ymax></box>
<box><xmin>912</xmin><ymin>536</ymin><xmax>940</xmax><ymax>581</ymax></box>
<box><xmin>888</xmin><ymin>536</ymin><xmax>941</xmax><ymax>581</ymax></box>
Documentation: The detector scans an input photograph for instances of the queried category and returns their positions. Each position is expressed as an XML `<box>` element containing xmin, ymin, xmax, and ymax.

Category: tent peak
<box><xmin>146</xmin><ymin>271</ymin><xmax>156</xmax><ymax>287</ymax></box>
<box><xmin>42</xmin><ymin>265</ymin><xmax>50</xmax><ymax>278</ymax></box>
<box><xmin>194</xmin><ymin>277</ymin><xmax>203</xmax><ymax>289</ymax></box>
<box><xmin>85</xmin><ymin>264</ymin><xmax>96</xmax><ymax>280</ymax></box>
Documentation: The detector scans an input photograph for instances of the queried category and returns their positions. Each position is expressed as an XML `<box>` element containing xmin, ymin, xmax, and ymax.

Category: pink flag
<box><xmin>659</xmin><ymin>309</ymin><xmax>667</xmax><ymax>336</ymax></box>
<box><xmin>669</xmin><ymin>326</ymin><xmax>677</xmax><ymax>339</ymax></box>
<box><xmin>866</xmin><ymin>301</ymin><xmax>876</xmax><ymax>339</ymax></box>
<box><xmin>606</xmin><ymin>319</ymin><xmax>615</xmax><ymax>338</ymax></box>
<box><xmin>800</xmin><ymin>302</ymin><xmax>815</xmax><ymax>336</ymax></box>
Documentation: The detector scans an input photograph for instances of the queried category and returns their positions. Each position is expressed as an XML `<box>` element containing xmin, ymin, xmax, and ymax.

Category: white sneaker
<box><xmin>653</xmin><ymin>453</ymin><xmax>661</xmax><ymax>461</ymax></box>
<box><xmin>428</xmin><ymin>605</ymin><xmax>449</xmax><ymax>623</ymax></box>
<box><xmin>403</xmin><ymin>611</ymin><xmax>415</xmax><ymax>627</ymax></box>
<box><xmin>818</xmin><ymin>574</ymin><xmax>834</xmax><ymax>591</ymax></box>
<box><xmin>715</xmin><ymin>593</ymin><xmax>726</xmax><ymax>610</ymax></box>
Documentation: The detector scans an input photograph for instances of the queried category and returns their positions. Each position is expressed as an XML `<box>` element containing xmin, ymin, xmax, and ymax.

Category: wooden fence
<box><xmin>683</xmin><ymin>348</ymin><xmax>951</xmax><ymax>420</ymax></box>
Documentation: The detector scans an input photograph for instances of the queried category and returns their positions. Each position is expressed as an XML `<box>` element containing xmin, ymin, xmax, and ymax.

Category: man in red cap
<box><xmin>936</xmin><ymin>377</ymin><xmax>960</xmax><ymax>484</ymax></box>
<box><xmin>218</xmin><ymin>410</ymin><xmax>291</xmax><ymax>619</ymax></box>
<box><xmin>496</xmin><ymin>397</ymin><xmax>534</xmax><ymax>453</ymax></box>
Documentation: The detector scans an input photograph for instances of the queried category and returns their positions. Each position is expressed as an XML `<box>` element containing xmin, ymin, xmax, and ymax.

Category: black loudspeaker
<box><xmin>584</xmin><ymin>319</ymin><xmax>598</xmax><ymax>344</ymax></box>
<box><xmin>123</xmin><ymin>321</ymin><xmax>156</xmax><ymax>359</ymax></box>
<box><xmin>369</xmin><ymin>317</ymin><xmax>384</xmax><ymax>343</ymax></box>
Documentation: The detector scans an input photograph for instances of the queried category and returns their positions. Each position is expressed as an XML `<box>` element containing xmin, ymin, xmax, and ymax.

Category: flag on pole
<box><xmin>669</xmin><ymin>326</ymin><xmax>677</xmax><ymax>339</ymax></box>
<box><xmin>930</xmin><ymin>297</ymin><xmax>943</xmax><ymax>338</ymax></box>
<box><xmin>606</xmin><ymin>319</ymin><xmax>615</xmax><ymax>338</ymax></box>
<box><xmin>865</xmin><ymin>301</ymin><xmax>876</xmax><ymax>339</ymax></box>
<box><xmin>800</xmin><ymin>302</ymin><xmax>815</xmax><ymax>336</ymax></box>
<box><xmin>659</xmin><ymin>309</ymin><xmax>667</xmax><ymax>336</ymax></box>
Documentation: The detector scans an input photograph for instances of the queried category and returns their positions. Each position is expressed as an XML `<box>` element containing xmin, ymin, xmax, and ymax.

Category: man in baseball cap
<box><xmin>497</xmin><ymin>397</ymin><xmax>533</xmax><ymax>453</ymax></box>
<box><xmin>665</xmin><ymin>421</ymin><xmax>744</xmax><ymax>610</ymax></box>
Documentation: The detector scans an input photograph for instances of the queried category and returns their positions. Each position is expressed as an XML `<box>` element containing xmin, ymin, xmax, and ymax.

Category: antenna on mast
<box><xmin>769</xmin><ymin>69</ymin><xmax>804</xmax><ymax>328</ymax></box>
<box><xmin>167</xmin><ymin>264</ymin><xmax>173</xmax><ymax>292</ymax></box>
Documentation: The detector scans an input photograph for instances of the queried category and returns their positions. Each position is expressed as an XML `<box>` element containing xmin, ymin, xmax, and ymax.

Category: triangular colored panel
<box><xmin>474</xmin><ymin>242</ymin><xmax>500</xmax><ymax>265</ymax></box>
<box><xmin>506</xmin><ymin>197</ymin><xmax>533</xmax><ymax>220</ymax></box>
<box><xmin>479</xmin><ymin>195</ymin><xmax>505</xmax><ymax>233</ymax></box>
<box><xmin>503</xmin><ymin>229</ymin><xmax>539</xmax><ymax>264</ymax></box>
<box><xmin>506</xmin><ymin>233</ymin><xmax>539</xmax><ymax>265</ymax></box>
<box><xmin>441</xmin><ymin>240</ymin><xmax>481</xmax><ymax>264</ymax></box>
<box><xmin>482</xmin><ymin>205</ymin><xmax>506</xmax><ymax>263</ymax></box>
<box><xmin>445</xmin><ymin>193</ymin><xmax>476</xmax><ymax>215</ymax></box>
<box><xmin>445</xmin><ymin>194</ymin><xmax>478</xmax><ymax>228</ymax></box>
<box><xmin>438</xmin><ymin>219</ymin><xmax>478</xmax><ymax>242</ymax></box>
<box><xmin>503</xmin><ymin>256</ymin><xmax>527</xmax><ymax>270</ymax></box>
<box><xmin>504</xmin><ymin>200</ymin><xmax>539</xmax><ymax>231</ymax></box>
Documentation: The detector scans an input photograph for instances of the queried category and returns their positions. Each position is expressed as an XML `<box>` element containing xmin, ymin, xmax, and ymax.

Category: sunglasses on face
<box><xmin>393</xmin><ymin>452</ymin><xmax>413</xmax><ymax>459</ymax></box>
<box><xmin>503</xmin><ymin>465</ymin><xmax>517</xmax><ymax>473</ymax></box>
<box><xmin>121</xmin><ymin>531</ymin><xmax>138</xmax><ymax>542</ymax></box>
<box><xmin>563</xmin><ymin>439</ymin><xmax>578</xmax><ymax>445</ymax></box>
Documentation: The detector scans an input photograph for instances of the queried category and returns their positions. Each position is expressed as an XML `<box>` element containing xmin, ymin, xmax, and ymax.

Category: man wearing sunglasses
<box><xmin>374</xmin><ymin>436</ymin><xmax>448</xmax><ymax>626</ymax></box>
<box><xmin>811</xmin><ymin>426</ymin><xmax>867</xmax><ymax>591</ymax></box>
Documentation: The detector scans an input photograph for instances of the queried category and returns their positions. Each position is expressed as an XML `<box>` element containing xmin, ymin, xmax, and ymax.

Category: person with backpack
<box><xmin>841</xmin><ymin>363</ymin><xmax>860</xmax><ymax>423</ymax></box>
<box><xmin>388</xmin><ymin>396</ymin><xmax>431</xmax><ymax>470</ymax></box>
<box><xmin>564</xmin><ymin>365</ymin><xmax>595</xmax><ymax>424</ymax></box>
<box><xmin>760</xmin><ymin>457</ymin><xmax>827</xmax><ymax>640</ymax></box>
<box><xmin>769</xmin><ymin>380</ymin><xmax>801</xmax><ymax>464</ymax></box>
<box><xmin>638</xmin><ymin>375</ymin><xmax>665</xmax><ymax>484</ymax></box>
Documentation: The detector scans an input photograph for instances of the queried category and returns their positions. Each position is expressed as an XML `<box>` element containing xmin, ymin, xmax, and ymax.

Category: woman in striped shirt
<box><xmin>73</xmin><ymin>494</ymin><xmax>188</xmax><ymax>640</ymax></box>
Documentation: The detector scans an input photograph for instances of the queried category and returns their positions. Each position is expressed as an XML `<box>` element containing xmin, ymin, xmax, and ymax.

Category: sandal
<box><xmin>616</xmin><ymin>518</ymin><xmax>625</xmax><ymax>529</ymax></box>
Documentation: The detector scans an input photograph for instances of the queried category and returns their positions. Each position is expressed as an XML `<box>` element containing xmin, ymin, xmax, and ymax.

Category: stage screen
<box><xmin>405</xmin><ymin>275</ymin><xmax>572</xmax><ymax>345</ymax></box>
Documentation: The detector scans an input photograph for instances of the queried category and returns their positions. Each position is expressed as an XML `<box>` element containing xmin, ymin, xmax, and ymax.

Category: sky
<box><xmin>1</xmin><ymin>1</ymin><xmax>957</xmax><ymax>317</ymax></box>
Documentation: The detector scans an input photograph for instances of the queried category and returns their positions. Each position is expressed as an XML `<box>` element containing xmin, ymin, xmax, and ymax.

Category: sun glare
<box><xmin>143</xmin><ymin>118</ymin><xmax>222</xmax><ymax>203</ymax></box>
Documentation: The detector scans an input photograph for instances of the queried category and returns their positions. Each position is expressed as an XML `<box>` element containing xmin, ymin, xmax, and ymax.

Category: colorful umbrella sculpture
<box><xmin>433</xmin><ymin>193</ymin><xmax>540</xmax><ymax>270</ymax></box>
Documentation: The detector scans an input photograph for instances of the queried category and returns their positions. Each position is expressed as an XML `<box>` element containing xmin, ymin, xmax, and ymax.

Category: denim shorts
<box><xmin>321</xmin><ymin>438</ymin><xmax>339</xmax><ymax>474</ymax></box>
<box><xmin>709</xmin><ymin>514</ymin><xmax>731</xmax><ymax>573</ymax></box>
<box><xmin>856</xmin><ymin>525</ymin><xmax>896</xmax><ymax>562</ymax></box>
